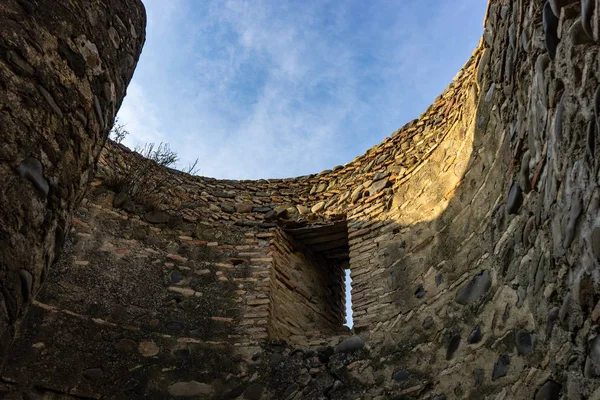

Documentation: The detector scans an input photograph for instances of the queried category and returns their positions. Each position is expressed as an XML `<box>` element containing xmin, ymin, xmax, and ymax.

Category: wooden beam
<box><xmin>310</xmin><ymin>239</ymin><xmax>350</xmax><ymax>252</ymax></box>
<box><xmin>301</xmin><ymin>231</ymin><xmax>349</xmax><ymax>245</ymax></box>
<box><xmin>286</xmin><ymin>222</ymin><xmax>347</xmax><ymax>239</ymax></box>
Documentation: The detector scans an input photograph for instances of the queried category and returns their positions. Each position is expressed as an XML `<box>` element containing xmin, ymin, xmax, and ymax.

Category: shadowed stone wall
<box><xmin>4</xmin><ymin>0</ymin><xmax>600</xmax><ymax>398</ymax></box>
<box><xmin>0</xmin><ymin>0</ymin><xmax>146</xmax><ymax>370</ymax></box>
<box><xmin>270</xmin><ymin>230</ymin><xmax>347</xmax><ymax>343</ymax></box>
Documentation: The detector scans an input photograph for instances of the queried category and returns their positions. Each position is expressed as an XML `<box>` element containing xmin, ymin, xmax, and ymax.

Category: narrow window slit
<box><xmin>344</xmin><ymin>268</ymin><xmax>353</xmax><ymax>329</ymax></box>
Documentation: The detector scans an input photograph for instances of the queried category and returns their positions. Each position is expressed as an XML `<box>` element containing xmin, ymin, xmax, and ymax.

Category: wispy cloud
<box><xmin>118</xmin><ymin>0</ymin><xmax>486</xmax><ymax>179</ymax></box>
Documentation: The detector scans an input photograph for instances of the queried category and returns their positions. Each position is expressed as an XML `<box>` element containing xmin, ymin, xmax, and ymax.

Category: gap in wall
<box><xmin>344</xmin><ymin>268</ymin><xmax>353</xmax><ymax>328</ymax></box>
<box><xmin>270</xmin><ymin>220</ymin><xmax>351</xmax><ymax>342</ymax></box>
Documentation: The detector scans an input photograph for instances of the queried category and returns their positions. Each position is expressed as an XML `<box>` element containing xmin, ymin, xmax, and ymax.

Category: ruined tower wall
<box><xmin>5</xmin><ymin>0</ymin><xmax>600</xmax><ymax>398</ymax></box>
<box><xmin>89</xmin><ymin>47</ymin><xmax>484</xmax><ymax>338</ymax></box>
<box><xmin>350</xmin><ymin>0</ymin><xmax>600</xmax><ymax>397</ymax></box>
<box><xmin>0</xmin><ymin>0</ymin><xmax>146</xmax><ymax>368</ymax></box>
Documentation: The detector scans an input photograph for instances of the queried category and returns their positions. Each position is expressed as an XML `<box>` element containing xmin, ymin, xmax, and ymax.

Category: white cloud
<box><xmin>118</xmin><ymin>82</ymin><xmax>166</xmax><ymax>146</ymax></box>
<box><xmin>117</xmin><ymin>0</ymin><xmax>487</xmax><ymax>179</ymax></box>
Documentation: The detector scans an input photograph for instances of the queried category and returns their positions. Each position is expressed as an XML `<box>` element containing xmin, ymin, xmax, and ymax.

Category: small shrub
<box><xmin>103</xmin><ymin>119</ymin><xmax>200</xmax><ymax>211</ymax></box>
<box><xmin>109</xmin><ymin>118</ymin><xmax>129</xmax><ymax>144</ymax></box>
<box><xmin>183</xmin><ymin>157</ymin><xmax>200</xmax><ymax>175</ymax></box>
<box><xmin>105</xmin><ymin>142</ymin><xmax>180</xmax><ymax>211</ymax></box>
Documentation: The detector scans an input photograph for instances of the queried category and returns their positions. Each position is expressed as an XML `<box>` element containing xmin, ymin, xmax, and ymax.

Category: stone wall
<box><xmin>0</xmin><ymin>0</ymin><xmax>146</xmax><ymax>370</ymax></box>
<box><xmin>269</xmin><ymin>230</ymin><xmax>347</xmax><ymax>343</ymax></box>
<box><xmin>4</xmin><ymin>0</ymin><xmax>600</xmax><ymax>398</ymax></box>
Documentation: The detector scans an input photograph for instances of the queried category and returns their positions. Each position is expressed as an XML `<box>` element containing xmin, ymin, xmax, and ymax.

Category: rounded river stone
<box><xmin>543</xmin><ymin>0</ymin><xmax>560</xmax><ymax>60</ymax></box>
<box><xmin>492</xmin><ymin>354</ymin><xmax>510</xmax><ymax>380</ymax></box>
<box><xmin>392</xmin><ymin>370</ymin><xmax>410</xmax><ymax>381</ymax></box>
<box><xmin>534</xmin><ymin>380</ymin><xmax>562</xmax><ymax>400</ymax></box>
<box><xmin>446</xmin><ymin>334</ymin><xmax>461</xmax><ymax>360</ymax></box>
<box><xmin>334</xmin><ymin>336</ymin><xmax>365</xmax><ymax>353</ymax></box>
<box><xmin>507</xmin><ymin>183</ymin><xmax>523</xmax><ymax>214</ymax></box>
<box><xmin>455</xmin><ymin>270</ymin><xmax>492</xmax><ymax>305</ymax></box>
<box><xmin>144</xmin><ymin>210</ymin><xmax>170</xmax><ymax>224</ymax></box>
<box><xmin>515</xmin><ymin>330</ymin><xmax>534</xmax><ymax>355</ymax></box>
<box><xmin>164</xmin><ymin>320</ymin><xmax>185</xmax><ymax>332</ymax></box>
<box><xmin>468</xmin><ymin>325</ymin><xmax>482</xmax><ymax>344</ymax></box>
<box><xmin>15</xmin><ymin>157</ymin><xmax>49</xmax><ymax>197</ymax></box>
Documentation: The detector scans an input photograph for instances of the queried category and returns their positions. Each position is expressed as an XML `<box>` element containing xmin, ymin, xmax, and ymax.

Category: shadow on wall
<box><xmin>343</xmin><ymin>65</ymin><xmax>509</xmax><ymax>398</ymax></box>
<box><xmin>343</xmin><ymin>0</ymin><xmax>600</xmax><ymax>398</ymax></box>
<box><xmin>4</xmin><ymin>0</ymin><xmax>600</xmax><ymax>398</ymax></box>
<box><xmin>2</xmin><ymin>46</ymin><xmax>493</xmax><ymax>397</ymax></box>
<box><xmin>3</xmin><ymin>26</ymin><xmax>508</xmax><ymax>400</ymax></box>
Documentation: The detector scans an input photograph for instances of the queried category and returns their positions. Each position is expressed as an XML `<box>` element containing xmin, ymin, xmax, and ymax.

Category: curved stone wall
<box><xmin>0</xmin><ymin>0</ymin><xmax>146</xmax><ymax>370</ymax></box>
<box><xmin>4</xmin><ymin>0</ymin><xmax>600</xmax><ymax>398</ymax></box>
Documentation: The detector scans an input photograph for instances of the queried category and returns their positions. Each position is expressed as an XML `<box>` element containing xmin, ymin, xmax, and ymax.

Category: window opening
<box><xmin>270</xmin><ymin>220</ymin><xmax>351</xmax><ymax>341</ymax></box>
<box><xmin>344</xmin><ymin>268</ymin><xmax>353</xmax><ymax>328</ymax></box>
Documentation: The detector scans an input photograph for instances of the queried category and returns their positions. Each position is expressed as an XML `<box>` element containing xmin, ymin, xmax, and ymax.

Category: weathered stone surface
<box><xmin>543</xmin><ymin>1</ymin><xmax>560</xmax><ymax>60</ymax></box>
<box><xmin>170</xmin><ymin>270</ymin><xmax>183</xmax><ymax>284</ymax></box>
<box><xmin>82</xmin><ymin>368</ymin><xmax>103</xmax><ymax>380</ymax></box>
<box><xmin>138</xmin><ymin>341</ymin><xmax>159</xmax><ymax>357</ymax></box>
<box><xmin>455</xmin><ymin>270</ymin><xmax>492</xmax><ymax>305</ymax></box>
<box><xmin>0</xmin><ymin>0</ymin><xmax>146</xmax><ymax>371</ymax></box>
<box><xmin>168</xmin><ymin>381</ymin><xmax>213</xmax><ymax>397</ymax></box>
<box><xmin>592</xmin><ymin>227</ymin><xmax>600</xmax><ymax>260</ymax></box>
<box><xmin>334</xmin><ymin>336</ymin><xmax>364</xmax><ymax>353</ymax></box>
<box><xmin>581</xmin><ymin>0</ymin><xmax>594</xmax><ymax>39</ymax></box>
<box><xmin>284</xmin><ymin>383</ymin><xmax>300</xmax><ymax>398</ymax></box>
<box><xmin>569</xmin><ymin>17</ymin><xmax>594</xmax><ymax>45</ymax></box>
<box><xmin>370</xmin><ymin>178</ymin><xmax>390</xmax><ymax>195</ymax></box>
<box><xmin>144</xmin><ymin>210</ymin><xmax>170</xmax><ymax>224</ymax></box>
<box><xmin>423</xmin><ymin>316</ymin><xmax>435</xmax><ymax>329</ymax></box>
<box><xmin>15</xmin><ymin>157</ymin><xmax>49</xmax><ymax>197</ymax></box>
<box><xmin>515</xmin><ymin>330</ymin><xmax>534</xmax><ymax>355</ymax></box>
<box><xmin>534</xmin><ymin>380</ymin><xmax>562</xmax><ymax>400</ymax></box>
<box><xmin>492</xmin><ymin>354</ymin><xmax>510</xmax><ymax>380</ymax></box>
<box><xmin>18</xmin><ymin>270</ymin><xmax>33</xmax><ymax>303</ymax></box>
<box><xmin>392</xmin><ymin>370</ymin><xmax>410</xmax><ymax>381</ymax></box>
<box><xmin>507</xmin><ymin>183</ymin><xmax>523</xmax><ymax>214</ymax></box>
<box><xmin>586</xmin><ymin>335</ymin><xmax>600</xmax><ymax>377</ymax></box>
<box><xmin>549</xmin><ymin>0</ymin><xmax>578</xmax><ymax>17</ymax></box>
<box><xmin>3</xmin><ymin>1</ymin><xmax>600</xmax><ymax>398</ymax></box>
<box><xmin>214</xmin><ymin>191</ymin><xmax>236</xmax><ymax>198</ymax></box>
<box><xmin>415</xmin><ymin>286</ymin><xmax>426</xmax><ymax>298</ymax></box>
<box><xmin>112</xmin><ymin>191</ymin><xmax>130</xmax><ymax>208</ymax></box>
<box><xmin>296</xmin><ymin>205</ymin><xmax>310</xmax><ymax>215</ymax></box>
<box><xmin>115</xmin><ymin>339</ymin><xmax>136</xmax><ymax>352</ymax></box>
<box><xmin>252</xmin><ymin>206</ymin><xmax>272</xmax><ymax>213</ymax></box>
<box><xmin>547</xmin><ymin>307</ymin><xmax>560</xmax><ymax>337</ymax></box>
<box><xmin>244</xmin><ymin>383</ymin><xmax>264</xmax><ymax>400</ymax></box>
<box><xmin>311</xmin><ymin>201</ymin><xmax>325</xmax><ymax>213</ymax></box>
<box><xmin>467</xmin><ymin>325</ymin><xmax>482</xmax><ymax>344</ymax></box>
<box><xmin>165</xmin><ymin>320</ymin><xmax>185</xmax><ymax>332</ymax></box>
<box><xmin>221</xmin><ymin>204</ymin><xmax>235</xmax><ymax>213</ymax></box>
<box><xmin>235</xmin><ymin>203</ymin><xmax>253</xmax><ymax>213</ymax></box>
<box><xmin>351</xmin><ymin>184</ymin><xmax>364</xmax><ymax>203</ymax></box>
<box><xmin>446</xmin><ymin>334</ymin><xmax>461</xmax><ymax>360</ymax></box>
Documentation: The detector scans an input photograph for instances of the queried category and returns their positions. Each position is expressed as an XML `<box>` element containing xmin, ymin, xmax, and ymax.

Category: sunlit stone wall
<box><xmin>5</xmin><ymin>0</ymin><xmax>600</xmax><ymax>398</ymax></box>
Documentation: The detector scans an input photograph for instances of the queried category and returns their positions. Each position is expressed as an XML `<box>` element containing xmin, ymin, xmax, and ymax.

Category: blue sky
<box><xmin>117</xmin><ymin>0</ymin><xmax>487</xmax><ymax>180</ymax></box>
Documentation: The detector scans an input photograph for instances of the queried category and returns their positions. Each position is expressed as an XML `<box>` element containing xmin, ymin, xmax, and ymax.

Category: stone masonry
<box><xmin>0</xmin><ymin>0</ymin><xmax>146</xmax><ymax>372</ymax></box>
<box><xmin>3</xmin><ymin>0</ymin><xmax>600</xmax><ymax>399</ymax></box>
